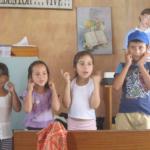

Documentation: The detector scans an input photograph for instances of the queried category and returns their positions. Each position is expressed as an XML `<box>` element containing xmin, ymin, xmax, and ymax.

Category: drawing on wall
<box><xmin>77</xmin><ymin>7</ymin><xmax>112</xmax><ymax>54</ymax></box>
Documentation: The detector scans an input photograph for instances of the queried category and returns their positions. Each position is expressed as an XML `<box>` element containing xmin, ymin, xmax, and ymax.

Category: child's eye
<box><xmin>88</xmin><ymin>62</ymin><xmax>92</xmax><ymax>65</ymax></box>
<box><xmin>36</xmin><ymin>73</ymin><xmax>40</xmax><ymax>76</ymax></box>
<box><xmin>80</xmin><ymin>63</ymin><xmax>85</xmax><ymax>66</ymax></box>
<box><xmin>139</xmin><ymin>46</ymin><xmax>144</xmax><ymax>50</ymax></box>
<box><xmin>43</xmin><ymin>72</ymin><xmax>47</xmax><ymax>75</ymax></box>
<box><xmin>78</xmin><ymin>61</ymin><xmax>84</xmax><ymax>65</ymax></box>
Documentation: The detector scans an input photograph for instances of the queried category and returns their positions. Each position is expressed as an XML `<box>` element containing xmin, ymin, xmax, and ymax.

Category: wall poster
<box><xmin>77</xmin><ymin>7</ymin><xmax>112</xmax><ymax>54</ymax></box>
<box><xmin>0</xmin><ymin>0</ymin><xmax>72</xmax><ymax>9</ymax></box>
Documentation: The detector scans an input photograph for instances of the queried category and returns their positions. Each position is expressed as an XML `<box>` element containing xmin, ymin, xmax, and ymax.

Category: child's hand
<box><xmin>125</xmin><ymin>52</ymin><xmax>132</xmax><ymax>66</ymax></box>
<box><xmin>48</xmin><ymin>81</ymin><xmax>55</xmax><ymax>90</ymax></box>
<box><xmin>7</xmin><ymin>82</ymin><xmax>15</xmax><ymax>93</ymax></box>
<box><xmin>27</xmin><ymin>79</ymin><xmax>35</xmax><ymax>92</ymax></box>
<box><xmin>92</xmin><ymin>71</ymin><xmax>101</xmax><ymax>83</ymax></box>
<box><xmin>137</xmin><ymin>52</ymin><xmax>150</xmax><ymax>66</ymax></box>
<box><xmin>61</xmin><ymin>69</ymin><xmax>71</xmax><ymax>83</ymax></box>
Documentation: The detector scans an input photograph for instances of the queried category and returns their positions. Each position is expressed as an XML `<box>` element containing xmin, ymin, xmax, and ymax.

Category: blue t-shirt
<box><xmin>115</xmin><ymin>62</ymin><xmax>150</xmax><ymax>115</ymax></box>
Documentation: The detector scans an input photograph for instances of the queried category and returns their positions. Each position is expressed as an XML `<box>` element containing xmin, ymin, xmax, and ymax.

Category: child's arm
<box><xmin>61</xmin><ymin>70</ymin><xmax>71</xmax><ymax>109</ymax></box>
<box><xmin>49</xmin><ymin>81</ymin><xmax>60</xmax><ymax>112</ymax></box>
<box><xmin>113</xmin><ymin>53</ymin><xmax>132</xmax><ymax>91</ymax></box>
<box><xmin>7</xmin><ymin>82</ymin><xmax>21</xmax><ymax>112</ymax></box>
<box><xmin>23</xmin><ymin>80</ymin><xmax>34</xmax><ymax>113</ymax></box>
<box><xmin>137</xmin><ymin>52</ymin><xmax>150</xmax><ymax>89</ymax></box>
<box><xmin>90</xmin><ymin>72</ymin><xmax>101</xmax><ymax>109</ymax></box>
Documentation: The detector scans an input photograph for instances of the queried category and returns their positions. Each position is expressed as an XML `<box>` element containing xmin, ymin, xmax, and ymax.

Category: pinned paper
<box><xmin>0</xmin><ymin>45</ymin><xmax>11</xmax><ymax>57</ymax></box>
<box><xmin>12</xmin><ymin>36</ymin><xmax>29</xmax><ymax>46</ymax></box>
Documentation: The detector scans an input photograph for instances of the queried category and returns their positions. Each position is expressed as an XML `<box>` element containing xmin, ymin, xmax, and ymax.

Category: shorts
<box><xmin>115</xmin><ymin>112</ymin><xmax>150</xmax><ymax>130</ymax></box>
<box><xmin>67</xmin><ymin>117</ymin><xmax>97</xmax><ymax>130</ymax></box>
<box><xmin>0</xmin><ymin>138</ymin><xmax>12</xmax><ymax>150</ymax></box>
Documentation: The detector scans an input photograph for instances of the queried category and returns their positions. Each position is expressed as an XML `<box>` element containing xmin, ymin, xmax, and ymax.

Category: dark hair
<box><xmin>128</xmin><ymin>39</ymin><xmax>148</xmax><ymax>47</ymax></box>
<box><xmin>28</xmin><ymin>60</ymin><xmax>50</xmax><ymax>88</ymax></box>
<box><xmin>0</xmin><ymin>63</ymin><xmax>9</xmax><ymax>77</ymax></box>
<box><xmin>141</xmin><ymin>8</ymin><xmax>150</xmax><ymax>15</ymax></box>
<box><xmin>73</xmin><ymin>51</ymin><xmax>94</xmax><ymax>68</ymax></box>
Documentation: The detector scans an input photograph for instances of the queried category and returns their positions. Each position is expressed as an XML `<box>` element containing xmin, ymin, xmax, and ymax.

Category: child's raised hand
<box><xmin>125</xmin><ymin>52</ymin><xmax>132</xmax><ymax>66</ymax></box>
<box><xmin>27</xmin><ymin>79</ymin><xmax>35</xmax><ymax>92</ymax></box>
<box><xmin>48</xmin><ymin>81</ymin><xmax>55</xmax><ymax>90</ymax></box>
<box><xmin>61</xmin><ymin>69</ymin><xmax>71</xmax><ymax>83</ymax></box>
<box><xmin>7</xmin><ymin>82</ymin><xmax>15</xmax><ymax>93</ymax></box>
<box><xmin>137</xmin><ymin>52</ymin><xmax>150</xmax><ymax>66</ymax></box>
<box><xmin>92</xmin><ymin>71</ymin><xmax>101</xmax><ymax>83</ymax></box>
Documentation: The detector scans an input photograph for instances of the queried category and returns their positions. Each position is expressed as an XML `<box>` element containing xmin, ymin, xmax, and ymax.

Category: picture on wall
<box><xmin>77</xmin><ymin>7</ymin><xmax>112</xmax><ymax>54</ymax></box>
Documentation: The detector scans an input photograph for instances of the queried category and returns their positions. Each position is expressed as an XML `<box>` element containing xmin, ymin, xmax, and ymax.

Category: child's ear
<box><xmin>28</xmin><ymin>77</ymin><xmax>33</xmax><ymax>83</ymax></box>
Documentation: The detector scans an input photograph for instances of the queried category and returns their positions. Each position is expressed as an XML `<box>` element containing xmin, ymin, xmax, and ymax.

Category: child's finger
<box><xmin>28</xmin><ymin>78</ymin><xmax>34</xmax><ymax>84</ymax></box>
<box><xmin>60</xmin><ymin>69</ymin><xmax>64</xmax><ymax>76</ymax></box>
<box><xmin>7</xmin><ymin>81</ymin><xmax>13</xmax><ymax>87</ymax></box>
<box><xmin>95</xmin><ymin>70</ymin><xmax>101</xmax><ymax>75</ymax></box>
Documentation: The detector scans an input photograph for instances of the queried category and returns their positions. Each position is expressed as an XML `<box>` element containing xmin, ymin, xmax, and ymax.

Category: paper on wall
<box><xmin>0</xmin><ymin>45</ymin><xmax>11</xmax><ymax>57</ymax></box>
<box><xmin>12</xmin><ymin>36</ymin><xmax>29</xmax><ymax>46</ymax></box>
<box><xmin>12</xmin><ymin>36</ymin><xmax>36</xmax><ymax>47</ymax></box>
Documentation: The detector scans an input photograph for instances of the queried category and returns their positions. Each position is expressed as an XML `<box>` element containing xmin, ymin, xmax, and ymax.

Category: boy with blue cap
<box><xmin>113</xmin><ymin>30</ymin><xmax>150</xmax><ymax>130</ymax></box>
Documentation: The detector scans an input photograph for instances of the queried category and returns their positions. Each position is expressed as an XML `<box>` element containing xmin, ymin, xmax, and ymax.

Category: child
<box><xmin>61</xmin><ymin>51</ymin><xmax>101</xmax><ymax>130</ymax></box>
<box><xmin>113</xmin><ymin>30</ymin><xmax>150</xmax><ymax>130</ymax></box>
<box><xmin>0</xmin><ymin>63</ymin><xmax>21</xmax><ymax>150</ymax></box>
<box><xmin>123</xmin><ymin>8</ymin><xmax>150</xmax><ymax>50</ymax></box>
<box><xmin>22</xmin><ymin>60</ymin><xmax>60</xmax><ymax>130</ymax></box>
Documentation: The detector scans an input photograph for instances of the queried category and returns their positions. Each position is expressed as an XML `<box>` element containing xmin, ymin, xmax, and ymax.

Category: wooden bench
<box><xmin>13</xmin><ymin>130</ymin><xmax>150</xmax><ymax>150</ymax></box>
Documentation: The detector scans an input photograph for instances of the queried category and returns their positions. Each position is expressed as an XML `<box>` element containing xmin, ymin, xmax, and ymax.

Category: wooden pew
<box><xmin>67</xmin><ymin>130</ymin><xmax>150</xmax><ymax>150</ymax></box>
<box><xmin>13</xmin><ymin>130</ymin><xmax>150</xmax><ymax>150</ymax></box>
<box><xmin>13</xmin><ymin>130</ymin><xmax>37</xmax><ymax>150</ymax></box>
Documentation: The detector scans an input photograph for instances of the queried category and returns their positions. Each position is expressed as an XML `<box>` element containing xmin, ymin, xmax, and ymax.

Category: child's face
<box><xmin>75</xmin><ymin>55</ymin><xmax>93</xmax><ymax>79</ymax></box>
<box><xmin>140</xmin><ymin>14</ymin><xmax>150</xmax><ymax>28</ymax></box>
<box><xmin>0</xmin><ymin>75</ymin><xmax>9</xmax><ymax>88</ymax></box>
<box><xmin>31</xmin><ymin>64</ymin><xmax>48</xmax><ymax>87</ymax></box>
<box><xmin>128</xmin><ymin>42</ymin><xmax>147</xmax><ymax>62</ymax></box>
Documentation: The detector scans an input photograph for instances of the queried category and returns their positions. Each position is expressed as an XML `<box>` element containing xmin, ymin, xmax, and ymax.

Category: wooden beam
<box><xmin>103</xmin><ymin>85</ymin><xmax>112</xmax><ymax>129</ymax></box>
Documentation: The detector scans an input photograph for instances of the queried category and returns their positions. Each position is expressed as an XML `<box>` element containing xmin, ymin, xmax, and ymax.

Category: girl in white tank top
<box><xmin>0</xmin><ymin>63</ymin><xmax>21</xmax><ymax>150</ymax></box>
<box><xmin>61</xmin><ymin>51</ymin><xmax>101</xmax><ymax>130</ymax></box>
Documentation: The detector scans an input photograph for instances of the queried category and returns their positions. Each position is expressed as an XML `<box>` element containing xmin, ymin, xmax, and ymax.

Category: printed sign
<box><xmin>0</xmin><ymin>0</ymin><xmax>72</xmax><ymax>9</ymax></box>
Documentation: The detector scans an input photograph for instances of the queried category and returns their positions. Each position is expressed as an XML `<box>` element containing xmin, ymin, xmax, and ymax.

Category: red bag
<box><xmin>37</xmin><ymin>122</ymin><xmax>67</xmax><ymax>150</ymax></box>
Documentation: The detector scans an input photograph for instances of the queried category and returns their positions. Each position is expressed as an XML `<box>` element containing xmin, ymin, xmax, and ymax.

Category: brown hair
<box><xmin>73</xmin><ymin>51</ymin><xmax>94</xmax><ymax>77</ymax></box>
<box><xmin>73</xmin><ymin>51</ymin><xmax>94</xmax><ymax>68</ymax></box>
<box><xmin>140</xmin><ymin>8</ymin><xmax>150</xmax><ymax>15</ymax></box>
<box><xmin>0</xmin><ymin>63</ymin><xmax>9</xmax><ymax>77</ymax></box>
<box><xmin>28</xmin><ymin>60</ymin><xmax>50</xmax><ymax>89</ymax></box>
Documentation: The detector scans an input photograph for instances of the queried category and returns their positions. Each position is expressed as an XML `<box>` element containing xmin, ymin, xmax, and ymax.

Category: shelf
<box><xmin>11</xmin><ymin>46</ymin><xmax>38</xmax><ymax>56</ymax></box>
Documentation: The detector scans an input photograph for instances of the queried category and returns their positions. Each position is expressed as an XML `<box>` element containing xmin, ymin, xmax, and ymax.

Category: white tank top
<box><xmin>68</xmin><ymin>78</ymin><xmax>96</xmax><ymax>119</ymax></box>
<box><xmin>0</xmin><ymin>93</ymin><xmax>12</xmax><ymax>139</ymax></box>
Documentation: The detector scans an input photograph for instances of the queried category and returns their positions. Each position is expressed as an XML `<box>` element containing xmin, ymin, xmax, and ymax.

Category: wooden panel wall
<box><xmin>0</xmin><ymin>0</ymin><xmax>150</xmax><ymax>116</ymax></box>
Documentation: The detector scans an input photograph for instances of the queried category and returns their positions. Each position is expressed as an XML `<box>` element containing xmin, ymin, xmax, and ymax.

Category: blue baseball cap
<box><xmin>128</xmin><ymin>30</ymin><xmax>149</xmax><ymax>45</ymax></box>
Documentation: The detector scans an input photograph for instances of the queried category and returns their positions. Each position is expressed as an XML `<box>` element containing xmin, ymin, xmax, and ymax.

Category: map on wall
<box><xmin>77</xmin><ymin>7</ymin><xmax>112</xmax><ymax>55</ymax></box>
